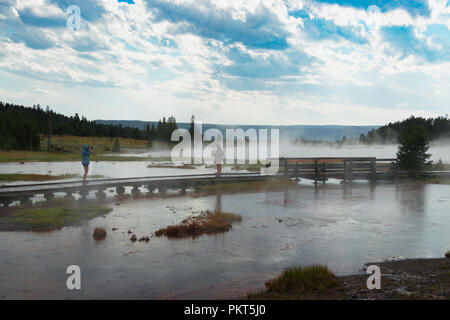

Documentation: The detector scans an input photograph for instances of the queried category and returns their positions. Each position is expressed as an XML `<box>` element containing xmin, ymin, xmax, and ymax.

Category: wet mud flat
<box><xmin>334</xmin><ymin>258</ymin><xmax>449</xmax><ymax>300</ymax></box>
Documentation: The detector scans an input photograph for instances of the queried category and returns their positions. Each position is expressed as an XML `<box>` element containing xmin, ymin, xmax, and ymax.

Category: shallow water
<box><xmin>101</xmin><ymin>144</ymin><xmax>450</xmax><ymax>163</ymax></box>
<box><xmin>1</xmin><ymin>143</ymin><xmax>448</xmax><ymax>185</ymax></box>
<box><xmin>1</xmin><ymin>143</ymin><xmax>449</xmax><ymax>185</ymax></box>
<box><xmin>0</xmin><ymin>180</ymin><xmax>448</xmax><ymax>299</ymax></box>
<box><xmin>0</xmin><ymin>161</ymin><xmax>238</xmax><ymax>185</ymax></box>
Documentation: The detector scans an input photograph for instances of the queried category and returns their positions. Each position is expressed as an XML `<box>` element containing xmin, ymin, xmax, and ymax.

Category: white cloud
<box><xmin>0</xmin><ymin>0</ymin><xmax>448</xmax><ymax>124</ymax></box>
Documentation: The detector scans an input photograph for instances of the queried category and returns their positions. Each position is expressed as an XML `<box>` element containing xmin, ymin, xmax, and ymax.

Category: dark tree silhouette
<box><xmin>363</xmin><ymin>115</ymin><xmax>450</xmax><ymax>144</ymax></box>
<box><xmin>396</xmin><ymin>125</ymin><xmax>432</xmax><ymax>171</ymax></box>
<box><xmin>0</xmin><ymin>101</ymin><xmax>179</xmax><ymax>150</ymax></box>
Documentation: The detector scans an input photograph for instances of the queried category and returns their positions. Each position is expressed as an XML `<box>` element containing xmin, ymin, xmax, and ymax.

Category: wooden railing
<box><xmin>279</xmin><ymin>157</ymin><xmax>398</xmax><ymax>183</ymax></box>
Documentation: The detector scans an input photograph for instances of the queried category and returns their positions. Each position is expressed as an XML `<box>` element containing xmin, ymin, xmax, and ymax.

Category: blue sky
<box><xmin>0</xmin><ymin>0</ymin><xmax>449</xmax><ymax>125</ymax></box>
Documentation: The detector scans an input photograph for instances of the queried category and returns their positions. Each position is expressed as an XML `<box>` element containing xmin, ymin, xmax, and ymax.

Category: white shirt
<box><xmin>214</xmin><ymin>145</ymin><xmax>224</xmax><ymax>164</ymax></box>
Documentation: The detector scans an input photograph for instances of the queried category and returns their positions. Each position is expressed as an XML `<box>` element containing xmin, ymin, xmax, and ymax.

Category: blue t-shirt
<box><xmin>82</xmin><ymin>145</ymin><xmax>91</xmax><ymax>165</ymax></box>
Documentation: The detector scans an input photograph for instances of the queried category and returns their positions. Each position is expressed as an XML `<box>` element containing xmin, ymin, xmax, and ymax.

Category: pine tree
<box><xmin>396</xmin><ymin>125</ymin><xmax>431</xmax><ymax>171</ymax></box>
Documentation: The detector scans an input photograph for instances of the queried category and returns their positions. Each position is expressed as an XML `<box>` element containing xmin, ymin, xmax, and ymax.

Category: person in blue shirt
<box><xmin>82</xmin><ymin>144</ymin><xmax>93</xmax><ymax>182</ymax></box>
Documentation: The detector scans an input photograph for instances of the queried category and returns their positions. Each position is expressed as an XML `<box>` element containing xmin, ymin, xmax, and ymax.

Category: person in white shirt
<box><xmin>214</xmin><ymin>143</ymin><xmax>224</xmax><ymax>177</ymax></box>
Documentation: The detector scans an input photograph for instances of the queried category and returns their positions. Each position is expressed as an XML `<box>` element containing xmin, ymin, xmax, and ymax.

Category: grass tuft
<box><xmin>154</xmin><ymin>210</ymin><xmax>242</xmax><ymax>239</ymax></box>
<box><xmin>248</xmin><ymin>265</ymin><xmax>340</xmax><ymax>300</ymax></box>
<box><xmin>426</xmin><ymin>177</ymin><xmax>450</xmax><ymax>185</ymax></box>
<box><xmin>446</xmin><ymin>251</ymin><xmax>450</xmax><ymax>259</ymax></box>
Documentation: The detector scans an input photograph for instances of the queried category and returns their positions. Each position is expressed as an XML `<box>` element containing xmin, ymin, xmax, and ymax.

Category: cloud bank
<box><xmin>0</xmin><ymin>0</ymin><xmax>448</xmax><ymax>125</ymax></box>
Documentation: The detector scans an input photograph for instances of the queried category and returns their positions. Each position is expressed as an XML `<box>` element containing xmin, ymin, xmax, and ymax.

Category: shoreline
<box><xmin>336</xmin><ymin>257</ymin><xmax>450</xmax><ymax>300</ymax></box>
<box><xmin>249</xmin><ymin>257</ymin><xmax>449</xmax><ymax>300</ymax></box>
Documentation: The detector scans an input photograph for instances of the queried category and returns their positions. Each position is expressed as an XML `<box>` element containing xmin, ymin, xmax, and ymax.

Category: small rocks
<box><xmin>166</xmin><ymin>206</ymin><xmax>177</xmax><ymax>213</ymax></box>
<box><xmin>129</xmin><ymin>234</ymin><xmax>150</xmax><ymax>243</ymax></box>
<box><xmin>112</xmin><ymin>227</ymin><xmax>118</xmax><ymax>231</ymax></box>
<box><xmin>93</xmin><ymin>228</ymin><xmax>107</xmax><ymax>240</ymax></box>
<box><xmin>139</xmin><ymin>236</ymin><xmax>150</xmax><ymax>242</ymax></box>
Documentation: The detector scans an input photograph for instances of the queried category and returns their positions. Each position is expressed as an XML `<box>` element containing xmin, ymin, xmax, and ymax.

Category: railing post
<box><xmin>343</xmin><ymin>159</ymin><xmax>347</xmax><ymax>182</ymax></box>
<box><xmin>393</xmin><ymin>159</ymin><xmax>399</xmax><ymax>181</ymax></box>
<box><xmin>348</xmin><ymin>160</ymin><xmax>353</xmax><ymax>182</ymax></box>
<box><xmin>314</xmin><ymin>160</ymin><xmax>318</xmax><ymax>184</ymax></box>
<box><xmin>147</xmin><ymin>184</ymin><xmax>155</xmax><ymax>194</ymax></box>
<box><xmin>283</xmin><ymin>158</ymin><xmax>288</xmax><ymax>178</ymax></box>
<box><xmin>131</xmin><ymin>185</ymin><xmax>141</xmax><ymax>197</ymax></box>
<box><xmin>96</xmin><ymin>188</ymin><xmax>106</xmax><ymax>200</ymax></box>
<box><xmin>116</xmin><ymin>186</ymin><xmax>125</xmax><ymax>195</ymax></box>
<box><xmin>321</xmin><ymin>162</ymin><xmax>326</xmax><ymax>184</ymax></box>
<box><xmin>351</xmin><ymin>160</ymin><xmax>354</xmax><ymax>182</ymax></box>
<box><xmin>371</xmin><ymin>159</ymin><xmax>376</xmax><ymax>181</ymax></box>
<box><xmin>44</xmin><ymin>192</ymin><xmax>55</xmax><ymax>201</ymax></box>
<box><xmin>1</xmin><ymin>199</ymin><xmax>12</xmax><ymax>208</ymax></box>
<box><xmin>21</xmin><ymin>195</ymin><xmax>32</xmax><ymax>206</ymax></box>
<box><xmin>65</xmin><ymin>191</ymin><xmax>76</xmax><ymax>200</ymax></box>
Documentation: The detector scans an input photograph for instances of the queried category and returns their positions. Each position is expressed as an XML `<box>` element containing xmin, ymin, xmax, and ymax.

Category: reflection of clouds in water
<box><xmin>1</xmin><ymin>182</ymin><xmax>449</xmax><ymax>298</ymax></box>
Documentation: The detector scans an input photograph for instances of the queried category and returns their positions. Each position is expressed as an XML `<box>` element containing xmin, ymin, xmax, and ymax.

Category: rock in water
<box><xmin>93</xmin><ymin>227</ymin><xmax>107</xmax><ymax>240</ymax></box>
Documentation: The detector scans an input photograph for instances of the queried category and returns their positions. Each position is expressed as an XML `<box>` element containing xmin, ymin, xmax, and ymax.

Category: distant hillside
<box><xmin>95</xmin><ymin>120</ymin><xmax>378</xmax><ymax>142</ymax></box>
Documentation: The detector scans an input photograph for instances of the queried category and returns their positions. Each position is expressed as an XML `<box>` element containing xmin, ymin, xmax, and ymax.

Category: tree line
<box><xmin>359</xmin><ymin>115</ymin><xmax>450</xmax><ymax>144</ymax></box>
<box><xmin>0</xmin><ymin>101</ymin><xmax>179</xmax><ymax>150</ymax></box>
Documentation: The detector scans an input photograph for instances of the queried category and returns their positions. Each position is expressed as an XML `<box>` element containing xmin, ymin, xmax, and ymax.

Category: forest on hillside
<box><xmin>359</xmin><ymin>116</ymin><xmax>450</xmax><ymax>144</ymax></box>
<box><xmin>0</xmin><ymin>102</ymin><xmax>178</xmax><ymax>150</ymax></box>
<box><xmin>2</xmin><ymin>101</ymin><xmax>449</xmax><ymax>151</ymax></box>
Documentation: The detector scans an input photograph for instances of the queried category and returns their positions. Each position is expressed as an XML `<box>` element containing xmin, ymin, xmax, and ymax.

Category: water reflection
<box><xmin>369</xmin><ymin>181</ymin><xmax>376</xmax><ymax>201</ymax></box>
<box><xmin>215</xmin><ymin>193</ymin><xmax>222</xmax><ymax>212</ymax></box>
<box><xmin>396</xmin><ymin>181</ymin><xmax>427</xmax><ymax>214</ymax></box>
<box><xmin>0</xmin><ymin>181</ymin><xmax>448</xmax><ymax>299</ymax></box>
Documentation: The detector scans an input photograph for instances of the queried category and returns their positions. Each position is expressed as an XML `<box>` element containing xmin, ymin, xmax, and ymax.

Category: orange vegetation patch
<box><xmin>154</xmin><ymin>210</ymin><xmax>242</xmax><ymax>239</ymax></box>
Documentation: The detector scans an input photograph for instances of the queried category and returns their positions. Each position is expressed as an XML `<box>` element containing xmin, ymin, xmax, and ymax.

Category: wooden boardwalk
<box><xmin>1</xmin><ymin>157</ymin><xmax>449</xmax><ymax>206</ymax></box>
<box><xmin>0</xmin><ymin>172</ymin><xmax>279</xmax><ymax>206</ymax></box>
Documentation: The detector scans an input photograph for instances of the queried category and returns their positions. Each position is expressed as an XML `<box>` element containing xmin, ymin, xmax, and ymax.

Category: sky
<box><xmin>0</xmin><ymin>0</ymin><xmax>449</xmax><ymax>125</ymax></box>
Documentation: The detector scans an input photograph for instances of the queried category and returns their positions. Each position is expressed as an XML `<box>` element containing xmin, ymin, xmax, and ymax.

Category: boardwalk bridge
<box><xmin>1</xmin><ymin>157</ymin><xmax>449</xmax><ymax>207</ymax></box>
